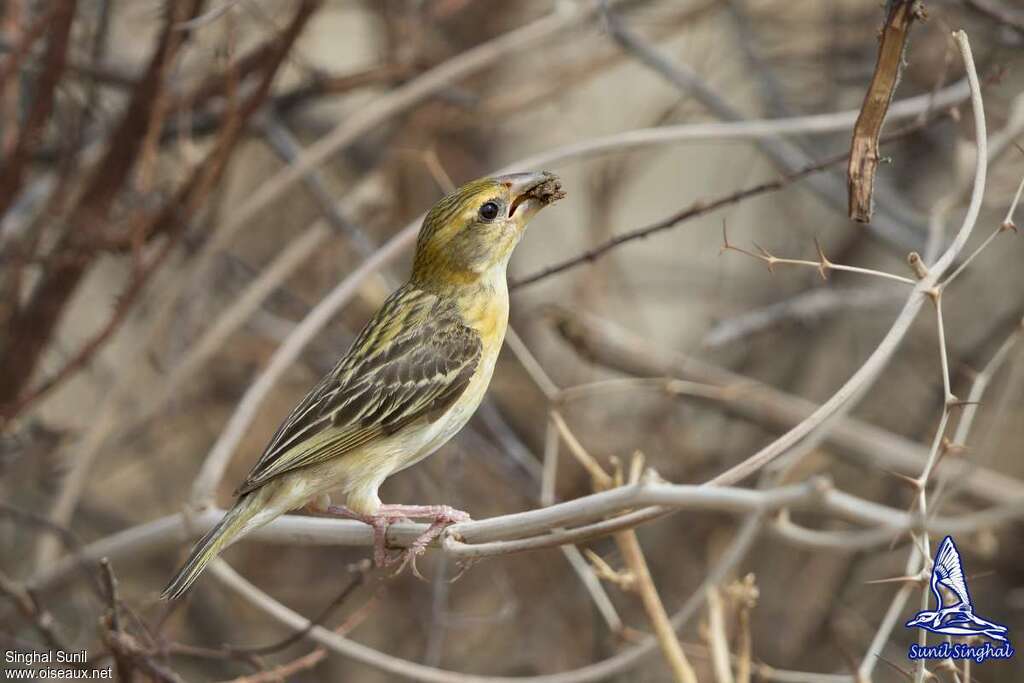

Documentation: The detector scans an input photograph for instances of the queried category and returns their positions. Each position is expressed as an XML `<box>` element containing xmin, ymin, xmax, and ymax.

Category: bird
<box><xmin>162</xmin><ymin>171</ymin><xmax>565</xmax><ymax>600</ymax></box>
<box><xmin>904</xmin><ymin>535</ymin><xmax>1009</xmax><ymax>642</ymax></box>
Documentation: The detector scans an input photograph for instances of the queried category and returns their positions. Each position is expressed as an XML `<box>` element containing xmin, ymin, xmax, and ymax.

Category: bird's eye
<box><xmin>478</xmin><ymin>201</ymin><xmax>500</xmax><ymax>221</ymax></box>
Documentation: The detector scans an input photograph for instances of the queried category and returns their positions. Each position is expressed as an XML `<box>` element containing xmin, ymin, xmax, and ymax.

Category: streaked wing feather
<box><xmin>234</xmin><ymin>287</ymin><xmax>481</xmax><ymax>494</ymax></box>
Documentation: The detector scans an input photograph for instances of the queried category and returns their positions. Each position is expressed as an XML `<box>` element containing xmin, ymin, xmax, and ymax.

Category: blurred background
<box><xmin>2</xmin><ymin>0</ymin><xmax>1024</xmax><ymax>681</ymax></box>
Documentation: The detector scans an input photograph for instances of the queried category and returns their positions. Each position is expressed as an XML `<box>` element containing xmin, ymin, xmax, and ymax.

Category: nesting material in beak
<box><xmin>501</xmin><ymin>171</ymin><xmax>565</xmax><ymax>221</ymax></box>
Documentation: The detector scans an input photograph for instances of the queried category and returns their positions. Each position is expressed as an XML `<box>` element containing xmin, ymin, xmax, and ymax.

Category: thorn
<box><xmin>720</xmin><ymin>221</ymin><xmax>731</xmax><ymax>255</ymax></box>
<box><xmin>584</xmin><ymin>549</ymin><xmax>636</xmax><ymax>590</ymax></box>
<box><xmin>940</xmin><ymin>437</ymin><xmax>968</xmax><ymax>457</ymax></box>
<box><xmin>751</xmin><ymin>242</ymin><xmax>775</xmax><ymax>272</ymax></box>
<box><xmin>813</xmin><ymin>237</ymin><xmax>831</xmax><ymax>280</ymax></box>
<box><xmin>1000</xmin><ymin>220</ymin><xmax>1017</xmax><ymax>233</ymax></box>
<box><xmin>865</xmin><ymin>573</ymin><xmax>927</xmax><ymax>587</ymax></box>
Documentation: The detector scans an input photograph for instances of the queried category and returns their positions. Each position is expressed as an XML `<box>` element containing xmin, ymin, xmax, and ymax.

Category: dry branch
<box><xmin>30</xmin><ymin>0</ymin><xmax>322</xmax><ymax>569</ymax></box>
<box><xmin>0</xmin><ymin>3</ymin><xmax>72</xmax><ymax>218</ymax></box>
<box><xmin>848</xmin><ymin>0</ymin><xmax>925</xmax><ymax>223</ymax></box>
<box><xmin>0</xmin><ymin>570</ymin><xmax>71</xmax><ymax>654</ymax></box>
<box><xmin>0</xmin><ymin>0</ymin><xmax>202</xmax><ymax>420</ymax></box>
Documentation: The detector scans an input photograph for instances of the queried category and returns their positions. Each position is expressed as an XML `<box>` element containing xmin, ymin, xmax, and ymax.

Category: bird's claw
<box><xmin>376</xmin><ymin>504</ymin><xmax>470</xmax><ymax>579</ymax></box>
<box><xmin>317</xmin><ymin>503</ymin><xmax>469</xmax><ymax>575</ymax></box>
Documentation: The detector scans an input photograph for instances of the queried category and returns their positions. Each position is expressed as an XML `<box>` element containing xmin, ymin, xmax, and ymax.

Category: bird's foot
<box><xmin>376</xmin><ymin>504</ymin><xmax>470</xmax><ymax>578</ymax></box>
<box><xmin>317</xmin><ymin>504</ymin><xmax>469</xmax><ymax>572</ymax></box>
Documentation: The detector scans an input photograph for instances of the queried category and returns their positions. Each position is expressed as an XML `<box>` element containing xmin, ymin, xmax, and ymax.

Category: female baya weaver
<box><xmin>163</xmin><ymin>171</ymin><xmax>564</xmax><ymax>599</ymax></box>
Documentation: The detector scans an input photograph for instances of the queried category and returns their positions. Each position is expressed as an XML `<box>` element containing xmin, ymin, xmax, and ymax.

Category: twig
<box><xmin>0</xmin><ymin>3</ymin><xmax>72</xmax><ymax>218</ymax></box>
<box><xmin>727</xmin><ymin>575</ymin><xmax>757</xmax><ymax>683</ymax></box>
<box><xmin>105</xmin><ymin>630</ymin><xmax>189</xmax><ymax>683</ymax></box>
<box><xmin>98</xmin><ymin>558</ymin><xmax>135</xmax><ymax>682</ymax></box>
<box><xmin>848</xmin><ymin>0</ymin><xmax>925</xmax><ymax>222</ymax></box>
<box><xmin>939</xmin><ymin>172</ymin><xmax>1024</xmax><ymax>287</ymax></box>
<box><xmin>705</xmin><ymin>585</ymin><xmax>734</xmax><ymax>683</ymax></box>
<box><xmin>10</xmin><ymin>226</ymin><xmax>184</xmax><ymax>416</ymax></box>
<box><xmin>256</xmin><ymin>113</ymin><xmax>378</xmax><ymax>258</ymax></box>
<box><xmin>0</xmin><ymin>570</ymin><xmax>71</xmax><ymax>654</ymax></box>
<box><xmin>0</xmin><ymin>502</ymin><xmax>104</xmax><ymax>597</ymax></box>
<box><xmin>30</xmin><ymin>0</ymin><xmax>320</xmax><ymax>570</ymax></box>
<box><xmin>227</xmin><ymin>564</ymin><xmax>369</xmax><ymax>657</ymax></box>
<box><xmin>503</xmin><ymin>327</ymin><xmax>624</xmax><ymax>636</ymax></box>
<box><xmin>547</xmin><ymin>389</ymin><xmax>697</xmax><ymax>683</ymax></box>
<box><xmin>719</xmin><ymin>226</ymin><xmax>917</xmax><ymax>285</ymax></box>
<box><xmin>616</xmin><ymin>527</ymin><xmax>698</xmax><ymax>683</ymax></box>
<box><xmin>0</xmin><ymin>0</ymin><xmax>201</xmax><ymax>420</ymax></box>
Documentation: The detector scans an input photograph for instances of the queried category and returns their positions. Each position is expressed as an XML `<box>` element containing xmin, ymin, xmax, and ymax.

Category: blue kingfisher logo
<box><xmin>905</xmin><ymin>536</ymin><xmax>1013</xmax><ymax>663</ymax></box>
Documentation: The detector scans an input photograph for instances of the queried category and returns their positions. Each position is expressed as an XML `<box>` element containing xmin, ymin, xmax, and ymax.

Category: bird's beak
<box><xmin>498</xmin><ymin>171</ymin><xmax>565</xmax><ymax>225</ymax></box>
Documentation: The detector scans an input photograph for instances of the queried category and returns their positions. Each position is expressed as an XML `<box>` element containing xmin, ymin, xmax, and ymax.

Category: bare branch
<box><xmin>848</xmin><ymin>1</ymin><xmax>925</xmax><ymax>222</ymax></box>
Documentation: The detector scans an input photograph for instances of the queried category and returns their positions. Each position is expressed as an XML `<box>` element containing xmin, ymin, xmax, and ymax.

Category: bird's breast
<box><xmin>462</xmin><ymin>295</ymin><xmax>508</xmax><ymax>343</ymax></box>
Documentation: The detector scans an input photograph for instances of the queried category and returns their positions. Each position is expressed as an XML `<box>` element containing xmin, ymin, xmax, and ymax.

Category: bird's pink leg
<box><xmin>315</xmin><ymin>503</ymin><xmax>469</xmax><ymax>570</ymax></box>
<box><xmin>376</xmin><ymin>505</ymin><xmax>470</xmax><ymax>577</ymax></box>
<box><xmin>320</xmin><ymin>504</ymin><xmax>395</xmax><ymax>567</ymax></box>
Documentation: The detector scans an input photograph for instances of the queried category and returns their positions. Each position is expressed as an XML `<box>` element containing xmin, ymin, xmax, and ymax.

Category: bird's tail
<box><xmin>162</xmin><ymin>494</ymin><xmax>260</xmax><ymax>600</ymax></box>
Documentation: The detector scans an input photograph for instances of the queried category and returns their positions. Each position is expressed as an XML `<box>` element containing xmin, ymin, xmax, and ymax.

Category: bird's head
<box><xmin>411</xmin><ymin>171</ymin><xmax>564</xmax><ymax>286</ymax></box>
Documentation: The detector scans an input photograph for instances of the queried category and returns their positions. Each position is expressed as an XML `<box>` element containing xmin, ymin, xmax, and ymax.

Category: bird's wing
<box><xmin>933</xmin><ymin>536</ymin><xmax>972</xmax><ymax>609</ymax></box>
<box><xmin>235</xmin><ymin>286</ymin><xmax>481</xmax><ymax>494</ymax></box>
